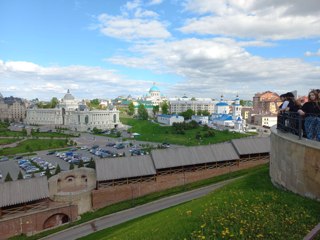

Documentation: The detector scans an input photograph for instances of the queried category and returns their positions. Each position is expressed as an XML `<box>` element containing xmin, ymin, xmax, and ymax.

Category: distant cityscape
<box><xmin>0</xmin><ymin>83</ymin><xmax>307</xmax><ymax>131</ymax></box>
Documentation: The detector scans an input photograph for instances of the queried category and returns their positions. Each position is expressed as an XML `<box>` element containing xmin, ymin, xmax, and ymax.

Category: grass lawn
<box><xmin>121</xmin><ymin>118</ymin><xmax>251</xmax><ymax>146</ymax></box>
<box><xmin>0</xmin><ymin>130</ymin><xmax>25</xmax><ymax>137</ymax></box>
<box><xmin>0</xmin><ymin>139</ymin><xmax>68</xmax><ymax>156</ymax></box>
<box><xmin>30</xmin><ymin>132</ymin><xmax>75</xmax><ymax>138</ymax></box>
<box><xmin>81</xmin><ymin>166</ymin><xmax>320</xmax><ymax>240</ymax></box>
<box><xmin>0</xmin><ymin>138</ymin><xmax>20</xmax><ymax>145</ymax></box>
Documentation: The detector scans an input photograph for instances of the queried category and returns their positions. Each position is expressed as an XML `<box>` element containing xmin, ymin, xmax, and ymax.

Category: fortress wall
<box><xmin>92</xmin><ymin>159</ymin><xmax>268</xmax><ymax>209</ymax></box>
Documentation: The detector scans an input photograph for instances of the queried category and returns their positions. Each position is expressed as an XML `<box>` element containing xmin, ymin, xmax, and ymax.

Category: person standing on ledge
<box><xmin>297</xmin><ymin>90</ymin><xmax>320</xmax><ymax>141</ymax></box>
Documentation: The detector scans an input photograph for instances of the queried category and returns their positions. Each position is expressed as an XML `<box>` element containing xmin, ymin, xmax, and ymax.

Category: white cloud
<box><xmin>124</xmin><ymin>0</ymin><xmax>141</xmax><ymax>11</ymax></box>
<box><xmin>305</xmin><ymin>49</ymin><xmax>320</xmax><ymax>57</ymax></box>
<box><xmin>97</xmin><ymin>3</ymin><xmax>170</xmax><ymax>41</ymax></box>
<box><xmin>0</xmin><ymin>60</ymin><xmax>156</xmax><ymax>100</ymax></box>
<box><xmin>134</xmin><ymin>8</ymin><xmax>159</xmax><ymax>18</ymax></box>
<box><xmin>105</xmin><ymin>38</ymin><xmax>320</xmax><ymax>99</ymax></box>
<box><xmin>148</xmin><ymin>0</ymin><xmax>163</xmax><ymax>5</ymax></box>
<box><xmin>180</xmin><ymin>0</ymin><xmax>320</xmax><ymax>40</ymax></box>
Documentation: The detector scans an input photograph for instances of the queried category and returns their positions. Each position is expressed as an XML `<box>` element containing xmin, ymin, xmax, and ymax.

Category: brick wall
<box><xmin>92</xmin><ymin>159</ymin><xmax>268</xmax><ymax>209</ymax></box>
<box><xmin>0</xmin><ymin>205</ymin><xmax>78</xmax><ymax>240</ymax></box>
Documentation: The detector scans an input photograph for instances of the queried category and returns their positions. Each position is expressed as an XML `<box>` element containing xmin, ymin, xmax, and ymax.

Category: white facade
<box><xmin>215</xmin><ymin>96</ymin><xmax>230</xmax><ymax>114</ymax></box>
<box><xmin>253</xmin><ymin>115</ymin><xmax>277</xmax><ymax>127</ymax></box>
<box><xmin>191</xmin><ymin>115</ymin><xmax>209</xmax><ymax>125</ymax></box>
<box><xmin>169</xmin><ymin>97</ymin><xmax>215</xmax><ymax>114</ymax></box>
<box><xmin>157</xmin><ymin>114</ymin><xmax>184</xmax><ymax>126</ymax></box>
<box><xmin>25</xmin><ymin>90</ymin><xmax>121</xmax><ymax>131</ymax></box>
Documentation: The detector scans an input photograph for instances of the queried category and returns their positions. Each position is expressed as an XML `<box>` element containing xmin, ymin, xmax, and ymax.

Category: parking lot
<box><xmin>0</xmin><ymin>133</ymin><xmax>169</xmax><ymax>182</ymax></box>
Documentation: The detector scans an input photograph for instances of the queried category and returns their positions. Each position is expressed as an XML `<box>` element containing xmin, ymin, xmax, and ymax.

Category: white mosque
<box><xmin>25</xmin><ymin>90</ymin><xmax>121</xmax><ymax>132</ymax></box>
<box><xmin>210</xmin><ymin>95</ymin><xmax>245</xmax><ymax>132</ymax></box>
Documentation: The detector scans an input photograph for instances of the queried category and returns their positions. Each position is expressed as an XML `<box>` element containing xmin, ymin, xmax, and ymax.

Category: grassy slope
<box><xmin>0</xmin><ymin>139</ymin><xmax>68</xmax><ymax>156</ymax></box>
<box><xmin>81</xmin><ymin>166</ymin><xmax>320</xmax><ymax>240</ymax></box>
<box><xmin>121</xmin><ymin>118</ymin><xmax>250</xmax><ymax>146</ymax></box>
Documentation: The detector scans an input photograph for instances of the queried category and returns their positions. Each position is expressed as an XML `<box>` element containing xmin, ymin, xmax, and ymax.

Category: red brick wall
<box><xmin>92</xmin><ymin>159</ymin><xmax>268</xmax><ymax>209</ymax></box>
<box><xmin>0</xmin><ymin>205</ymin><xmax>78</xmax><ymax>240</ymax></box>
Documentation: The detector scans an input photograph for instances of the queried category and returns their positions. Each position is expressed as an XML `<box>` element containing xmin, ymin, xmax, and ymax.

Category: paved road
<box><xmin>41</xmin><ymin>177</ymin><xmax>240</xmax><ymax>240</ymax></box>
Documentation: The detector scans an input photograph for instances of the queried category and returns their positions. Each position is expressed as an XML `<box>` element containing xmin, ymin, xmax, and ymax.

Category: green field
<box><xmin>0</xmin><ymin>130</ymin><xmax>25</xmax><ymax>137</ymax></box>
<box><xmin>0</xmin><ymin>138</ymin><xmax>20</xmax><ymax>145</ymax></box>
<box><xmin>81</xmin><ymin>166</ymin><xmax>320</xmax><ymax>240</ymax></box>
<box><xmin>0</xmin><ymin>139</ymin><xmax>68</xmax><ymax>156</ymax></box>
<box><xmin>121</xmin><ymin>118</ymin><xmax>251</xmax><ymax>146</ymax></box>
<box><xmin>30</xmin><ymin>131</ymin><xmax>75</xmax><ymax>138</ymax></box>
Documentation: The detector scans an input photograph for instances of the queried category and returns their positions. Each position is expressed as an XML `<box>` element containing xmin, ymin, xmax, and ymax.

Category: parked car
<box><xmin>161</xmin><ymin>142</ymin><xmax>170</xmax><ymax>148</ymax></box>
<box><xmin>114</xmin><ymin>143</ymin><xmax>125</xmax><ymax>149</ymax></box>
<box><xmin>47</xmin><ymin>150</ymin><xmax>56</xmax><ymax>155</ymax></box>
<box><xmin>0</xmin><ymin>156</ymin><xmax>9</xmax><ymax>162</ymax></box>
<box><xmin>106</xmin><ymin>142</ymin><xmax>116</xmax><ymax>147</ymax></box>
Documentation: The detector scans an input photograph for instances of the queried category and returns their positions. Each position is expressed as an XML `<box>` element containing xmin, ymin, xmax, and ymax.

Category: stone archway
<box><xmin>43</xmin><ymin>213</ymin><xmax>70</xmax><ymax>229</ymax></box>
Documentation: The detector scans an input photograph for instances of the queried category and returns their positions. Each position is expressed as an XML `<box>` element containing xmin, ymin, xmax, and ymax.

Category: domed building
<box><xmin>59</xmin><ymin>89</ymin><xmax>78</xmax><ymax>110</ymax></box>
<box><xmin>144</xmin><ymin>83</ymin><xmax>167</xmax><ymax>106</ymax></box>
<box><xmin>25</xmin><ymin>90</ymin><xmax>121</xmax><ymax>132</ymax></box>
<box><xmin>215</xmin><ymin>95</ymin><xmax>230</xmax><ymax>114</ymax></box>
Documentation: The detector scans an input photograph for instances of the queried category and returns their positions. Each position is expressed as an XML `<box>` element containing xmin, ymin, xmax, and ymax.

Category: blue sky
<box><xmin>1</xmin><ymin>0</ymin><xmax>320</xmax><ymax>101</ymax></box>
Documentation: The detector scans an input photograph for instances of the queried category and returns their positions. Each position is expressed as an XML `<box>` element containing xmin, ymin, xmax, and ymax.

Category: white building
<box><xmin>25</xmin><ymin>90</ymin><xmax>121</xmax><ymax>132</ymax></box>
<box><xmin>169</xmin><ymin>96</ymin><xmax>215</xmax><ymax>114</ymax></box>
<box><xmin>210</xmin><ymin>95</ymin><xmax>245</xmax><ymax>132</ymax></box>
<box><xmin>253</xmin><ymin>114</ymin><xmax>277</xmax><ymax>128</ymax></box>
<box><xmin>157</xmin><ymin>114</ymin><xmax>184</xmax><ymax>126</ymax></box>
<box><xmin>191</xmin><ymin>115</ymin><xmax>209</xmax><ymax>125</ymax></box>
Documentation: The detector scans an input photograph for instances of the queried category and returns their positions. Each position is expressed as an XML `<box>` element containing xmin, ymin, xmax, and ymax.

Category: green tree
<box><xmin>55</xmin><ymin>164</ymin><xmax>61</xmax><ymax>175</ymax></box>
<box><xmin>69</xmin><ymin>163</ymin><xmax>75</xmax><ymax>170</ymax></box>
<box><xmin>152</xmin><ymin>105</ymin><xmax>160</xmax><ymax>117</ymax></box>
<box><xmin>161</xmin><ymin>101</ymin><xmax>169</xmax><ymax>114</ymax></box>
<box><xmin>240</xmin><ymin>99</ymin><xmax>245</xmax><ymax>106</ymax></box>
<box><xmin>180</xmin><ymin>109</ymin><xmax>195</xmax><ymax>120</ymax></box>
<box><xmin>5</xmin><ymin>173</ymin><xmax>13</xmax><ymax>182</ymax></box>
<box><xmin>90</xmin><ymin>99</ymin><xmax>100</xmax><ymax>109</ymax></box>
<box><xmin>87</xmin><ymin>158</ymin><xmax>95</xmax><ymax>169</ymax></box>
<box><xmin>50</xmin><ymin>97</ymin><xmax>59</xmax><ymax>108</ymax></box>
<box><xmin>138</xmin><ymin>104</ymin><xmax>148</xmax><ymax>120</ymax></box>
<box><xmin>128</xmin><ymin>102</ymin><xmax>135</xmax><ymax>116</ymax></box>
<box><xmin>92</xmin><ymin>127</ymin><xmax>102</xmax><ymax>134</ymax></box>
<box><xmin>78</xmin><ymin>160</ymin><xmax>84</xmax><ymax>168</ymax></box>
<box><xmin>17</xmin><ymin>171</ymin><xmax>23</xmax><ymax>180</ymax></box>
<box><xmin>45</xmin><ymin>166</ymin><xmax>52</xmax><ymax>178</ymax></box>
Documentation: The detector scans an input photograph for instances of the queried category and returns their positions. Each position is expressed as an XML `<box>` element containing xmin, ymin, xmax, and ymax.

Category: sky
<box><xmin>1</xmin><ymin>0</ymin><xmax>320</xmax><ymax>101</ymax></box>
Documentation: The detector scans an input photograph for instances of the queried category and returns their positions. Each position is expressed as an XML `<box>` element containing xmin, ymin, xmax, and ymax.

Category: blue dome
<box><xmin>149</xmin><ymin>85</ymin><xmax>160</xmax><ymax>92</ymax></box>
<box><xmin>216</xmin><ymin>102</ymin><xmax>228</xmax><ymax>107</ymax></box>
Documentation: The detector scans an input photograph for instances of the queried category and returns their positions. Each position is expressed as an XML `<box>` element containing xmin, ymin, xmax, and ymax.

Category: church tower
<box><xmin>232</xmin><ymin>95</ymin><xmax>242</xmax><ymax>118</ymax></box>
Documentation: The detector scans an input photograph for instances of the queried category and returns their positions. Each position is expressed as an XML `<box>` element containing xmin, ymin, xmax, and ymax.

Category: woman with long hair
<box><xmin>297</xmin><ymin>90</ymin><xmax>320</xmax><ymax>140</ymax></box>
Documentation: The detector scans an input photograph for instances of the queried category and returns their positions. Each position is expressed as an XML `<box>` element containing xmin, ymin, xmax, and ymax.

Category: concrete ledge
<box><xmin>270</xmin><ymin>126</ymin><xmax>320</xmax><ymax>201</ymax></box>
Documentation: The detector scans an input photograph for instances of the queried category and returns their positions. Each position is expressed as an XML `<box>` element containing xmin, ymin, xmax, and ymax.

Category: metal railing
<box><xmin>277</xmin><ymin>112</ymin><xmax>320</xmax><ymax>141</ymax></box>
